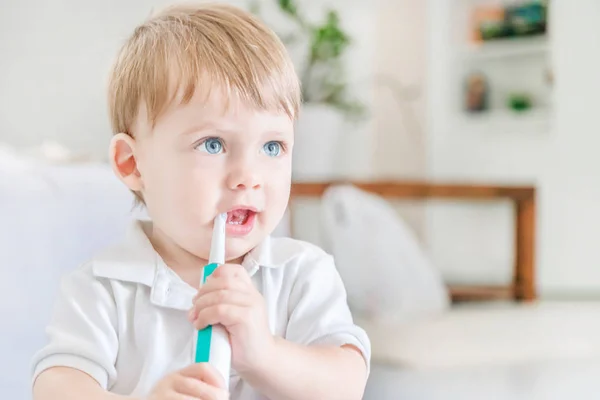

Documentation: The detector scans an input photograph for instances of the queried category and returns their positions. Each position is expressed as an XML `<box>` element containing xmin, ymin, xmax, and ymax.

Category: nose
<box><xmin>226</xmin><ymin>159</ymin><xmax>262</xmax><ymax>191</ymax></box>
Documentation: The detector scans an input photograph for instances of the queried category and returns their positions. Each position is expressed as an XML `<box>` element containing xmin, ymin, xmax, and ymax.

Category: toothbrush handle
<box><xmin>196</xmin><ymin>325</ymin><xmax>231</xmax><ymax>389</ymax></box>
<box><xmin>195</xmin><ymin>263</ymin><xmax>232</xmax><ymax>389</ymax></box>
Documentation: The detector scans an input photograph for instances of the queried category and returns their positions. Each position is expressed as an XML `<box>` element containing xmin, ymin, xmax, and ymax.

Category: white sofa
<box><xmin>360</xmin><ymin>302</ymin><xmax>600</xmax><ymax>370</ymax></box>
<box><xmin>360</xmin><ymin>302</ymin><xmax>600</xmax><ymax>399</ymax></box>
<box><xmin>1</xmin><ymin>160</ymin><xmax>137</xmax><ymax>399</ymax></box>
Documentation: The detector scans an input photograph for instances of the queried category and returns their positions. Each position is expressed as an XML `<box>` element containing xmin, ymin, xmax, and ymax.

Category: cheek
<box><xmin>141</xmin><ymin>153</ymin><xmax>182</xmax><ymax>197</ymax></box>
<box><xmin>171</xmin><ymin>158</ymin><xmax>224</xmax><ymax>211</ymax></box>
<box><xmin>187</xmin><ymin>168</ymin><xmax>221</xmax><ymax>207</ymax></box>
<box><xmin>264</xmin><ymin>162</ymin><xmax>292</xmax><ymax>219</ymax></box>
<box><xmin>141</xmin><ymin>152</ymin><xmax>220</xmax><ymax>214</ymax></box>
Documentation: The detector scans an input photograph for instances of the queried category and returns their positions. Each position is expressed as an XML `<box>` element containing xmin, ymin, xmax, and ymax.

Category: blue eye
<box><xmin>263</xmin><ymin>141</ymin><xmax>282</xmax><ymax>157</ymax></box>
<box><xmin>198</xmin><ymin>138</ymin><xmax>223</xmax><ymax>154</ymax></box>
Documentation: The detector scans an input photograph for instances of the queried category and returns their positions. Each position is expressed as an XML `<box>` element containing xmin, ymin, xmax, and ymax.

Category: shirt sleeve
<box><xmin>31</xmin><ymin>263</ymin><xmax>119</xmax><ymax>390</ymax></box>
<box><xmin>285</xmin><ymin>253</ymin><xmax>371</xmax><ymax>373</ymax></box>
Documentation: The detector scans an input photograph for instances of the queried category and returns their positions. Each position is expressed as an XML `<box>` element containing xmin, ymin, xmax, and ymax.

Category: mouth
<box><xmin>224</xmin><ymin>207</ymin><xmax>258</xmax><ymax>236</ymax></box>
<box><xmin>226</xmin><ymin>209</ymin><xmax>255</xmax><ymax>225</ymax></box>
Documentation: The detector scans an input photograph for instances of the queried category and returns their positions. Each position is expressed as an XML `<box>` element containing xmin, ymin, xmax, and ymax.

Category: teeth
<box><xmin>227</xmin><ymin>209</ymin><xmax>250</xmax><ymax>225</ymax></box>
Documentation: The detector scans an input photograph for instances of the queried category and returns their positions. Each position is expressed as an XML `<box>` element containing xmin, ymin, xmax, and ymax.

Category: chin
<box><xmin>224</xmin><ymin>234</ymin><xmax>262</xmax><ymax>262</ymax></box>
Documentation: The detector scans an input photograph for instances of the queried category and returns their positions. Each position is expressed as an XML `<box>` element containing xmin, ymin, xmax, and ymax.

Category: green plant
<box><xmin>251</xmin><ymin>0</ymin><xmax>365</xmax><ymax>117</ymax></box>
<box><xmin>507</xmin><ymin>93</ymin><xmax>533</xmax><ymax>112</ymax></box>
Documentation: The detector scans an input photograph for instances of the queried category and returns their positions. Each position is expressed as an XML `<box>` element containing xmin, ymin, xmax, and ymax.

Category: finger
<box><xmin>211</xmin><ymin>263</ymin><xmax>244</xmax><ymax>277</ymax></box>
<box><xmin>179</xmin><ymin>363</ymin><xmax>227</xmax><ymax>389</ymax></box>
<box><xmin>211</xmin><ymin>264</ymin><xmax>251</xmax><ymax>283</ymax></box>
<box><xmin>192</xmin><ymin>304</ymin><xmax>249</xmax><ymax>330</ymax></box>
<box><xmin>173</xmin><ymin>375</ymin><xmax>228</xmax><ymax>400</ymax></box>
<box><xmin>195</xmin><ymin>273</ymin><xmax>249</xmax><ymax>299</ymax></box>
<box><xmin>189</xmin><ymin>290</ymin><xmax>252</xmax><ymax>321</ymax></box>
<box><xmin>172</xmin><ymin>395</ymin><xmax>201</xmax><ymax>400</ymax></box>
<box><xmin>170</xmin><ymin>385</ymin><xmax>211</xmax><ymax>400</ymax></box>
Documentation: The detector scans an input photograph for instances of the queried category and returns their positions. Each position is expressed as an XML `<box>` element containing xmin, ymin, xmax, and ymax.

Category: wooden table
<box><xmin>290</xmin><ymin>180</ymin><xmax>536</xmax><ymax>302</ymax></box>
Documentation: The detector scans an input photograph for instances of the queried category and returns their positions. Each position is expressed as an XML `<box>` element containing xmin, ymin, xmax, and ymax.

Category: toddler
<box><xmin>31</xmin><ymin>3</ymin><xmax>370</xmax><ymax>400</ymax></box>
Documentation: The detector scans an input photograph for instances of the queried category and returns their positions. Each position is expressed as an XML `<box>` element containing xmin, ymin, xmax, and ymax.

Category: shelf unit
<box><xmin>460</xmin><ymin>36</ymin><xmax>549</xmax><ymax>61</ymax></box>
<box><xmin>456</xmin><ymin>107</ymin><xmax>551</xmax><ymax>134</ymax></box>
<box><xmin>449</xmin><ymin>1</ymin><xmax>553</xmax><ymax>134</ymax></box>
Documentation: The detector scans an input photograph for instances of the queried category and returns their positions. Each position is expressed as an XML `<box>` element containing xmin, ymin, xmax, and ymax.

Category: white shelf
<box><xmin>456</xmin><ymin>108</ymin><xmax>551</xmax><ymax>134</ymax></box>
<box><xmin>461</xmin><ymin>36</ymin><xmax>549</xmax><ymax>61</ymax></box>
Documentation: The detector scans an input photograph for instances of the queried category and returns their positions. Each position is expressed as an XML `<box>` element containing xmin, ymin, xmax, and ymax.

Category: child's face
<box><xmin>117</xmin><ymin>89</ymin><xmax>294</xmax><ymax>263</ymax></box>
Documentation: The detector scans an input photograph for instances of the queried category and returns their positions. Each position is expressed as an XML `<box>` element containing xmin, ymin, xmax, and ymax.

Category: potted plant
<box><xmin>251</xmin><ymin>0</ymin><xmax>365</xmax><ymax>180</ymax></box>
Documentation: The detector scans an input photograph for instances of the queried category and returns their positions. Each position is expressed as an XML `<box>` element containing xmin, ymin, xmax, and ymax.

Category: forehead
<box><xmin>150</xmin><ymin>87</ymin><xmax>293</xmax><ymax>135</ymax></box>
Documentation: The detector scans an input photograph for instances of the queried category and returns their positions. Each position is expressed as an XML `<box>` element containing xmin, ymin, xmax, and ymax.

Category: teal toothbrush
<box><xmin>195</xmin><ymin>213</ymin><xmax>231</xmax><ymax>389</ymax></box>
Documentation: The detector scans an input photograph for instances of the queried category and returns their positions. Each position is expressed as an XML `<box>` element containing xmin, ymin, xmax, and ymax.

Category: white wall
<box><xmin>0</xmin><ymin>0</ymin><xmax>375</xmax><ymax>165</ymax></box>
<box><xmin>0</xmin><ymin>0</ymin><xmax>161</xmax><ymax>157</ymax></box>
<box><xmin>426</xmin><ymin>0</ymin><xmax>600</xmax><ymax>295</ymax></box>
<box><xmin>372</xmin><ymin>0</ymin><xmax>428</xmax><ymax>179</ymax></box>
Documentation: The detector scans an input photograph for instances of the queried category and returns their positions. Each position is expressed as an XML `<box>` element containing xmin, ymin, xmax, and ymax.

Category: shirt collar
<box><xmin>91</xmin><ymin>219</ymin><xmax>156</xmax><ymax>287</ymax></box>
<box><xmin>241</xmin><ymin>234</ymin><xmax>298</xmax><ymax>273</ymax></box>
<box><xmin>92</xmin><ymin>220</ymin><xmax>297</xmax><ymax>287</ymax></box>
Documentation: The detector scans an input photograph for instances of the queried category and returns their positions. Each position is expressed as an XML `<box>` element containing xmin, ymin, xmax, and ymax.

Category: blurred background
<box><xmin>3</xmin><ymin>0</ymin><xmax>600</xmax><ymax>398</ymax></box>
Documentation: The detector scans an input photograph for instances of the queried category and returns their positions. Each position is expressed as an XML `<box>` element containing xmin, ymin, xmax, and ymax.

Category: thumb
<box><xmin>180</xmin><ymin>363</ymin><xmax>227</xmax><ymax>389</ymax></box>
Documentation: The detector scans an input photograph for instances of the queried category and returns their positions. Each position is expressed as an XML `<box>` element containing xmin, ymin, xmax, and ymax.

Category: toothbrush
<box><xmin>195</xmin><ymin>212</ymin><xmax>232</xmax><ymax>389</ymax></box>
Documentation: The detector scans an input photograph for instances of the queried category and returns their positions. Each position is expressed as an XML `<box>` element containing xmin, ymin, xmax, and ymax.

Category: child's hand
<box><xmin>189</xmin><ymin>264</ymin><xmax>274</xmax><ymax>374</ymax></box>
<box><xmin>147</xmin><ymin>363</ymin><xmax>228</xmax><ymax>400</ymax></box>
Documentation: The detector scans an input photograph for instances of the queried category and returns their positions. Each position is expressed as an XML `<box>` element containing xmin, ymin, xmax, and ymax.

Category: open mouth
<box><xmin>223</xmin><ymin>207</ymin><xmax>258</xmax><ymax>236</ymax></box>
<box><xmin>226</xmin><ymin>209</ymin><xmax>253</xmax><ymax>225</ymax></box>
<box><xmin>224</xmin><ymin>208</ymin><xmax>257</xmax><ymax>236</ymax></box>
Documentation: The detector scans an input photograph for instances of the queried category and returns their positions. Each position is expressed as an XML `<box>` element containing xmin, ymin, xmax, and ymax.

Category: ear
<box><xmin>109</xmin><ymin>133</ymin><xmax>144</xmax><ymax>192</ymax></box>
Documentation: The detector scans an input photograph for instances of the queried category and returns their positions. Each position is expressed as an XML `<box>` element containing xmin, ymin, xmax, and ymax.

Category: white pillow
<box><xmin>320</xmin><ymin>184</ymin><xmax>449</xmax><ymax>323</ymax></box>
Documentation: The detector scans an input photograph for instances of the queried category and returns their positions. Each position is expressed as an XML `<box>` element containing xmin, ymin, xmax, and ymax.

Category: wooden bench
<box><xmin>289</xmin><ymin>181</ymin><xmax>536</xmax><ymax>302</ymax></box>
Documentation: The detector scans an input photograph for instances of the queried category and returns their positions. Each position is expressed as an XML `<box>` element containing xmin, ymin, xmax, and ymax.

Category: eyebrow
<box><xmin>263</xmin><ymin>130</ymin><xmax>290</xmax><ymax>138</ymax></box>
<box><xmin>180</xmin><ymin>124</ymin><xmax>290</xmax><ymax>138</ymax></box>
<box><xmin>179</xmin><ymin>122</ymin><xmax>219</xmax><ymax>136</ymax></box>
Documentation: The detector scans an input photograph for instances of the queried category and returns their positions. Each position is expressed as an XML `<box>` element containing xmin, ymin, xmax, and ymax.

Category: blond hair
<box><xmin>108</xmin><ymin>2</ymin><xmax>301</xmax><ymax>136</ymax></box>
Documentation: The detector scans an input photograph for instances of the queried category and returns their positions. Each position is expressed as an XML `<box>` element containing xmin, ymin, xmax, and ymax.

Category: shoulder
<box><xmin>61</xmin><ymin>219</ymin><xmax>157</xmax><ymax>288</ymax></box>
<box><xmin>254</xmin><ymin>236</ymin><xmax>339</xmax><ymax>287</ymax></box>
<box><xmin>58</xmin><ymin>232</ymin><xmax>154</xmax><ymax>300</ymax></box>
<box><xmin>57</xmin><ymin>261</ymin><xmax>117</xmax><ymax>302</ymax></box>
<box><xmin>268</xmin><ymin>236</ymin><xmax>332</xmax><ymax>264</ymax></box>
<box><xmin>257</xmin><ymin>236</ymin><xmax>334</xmax><ymax>273</ymax></box>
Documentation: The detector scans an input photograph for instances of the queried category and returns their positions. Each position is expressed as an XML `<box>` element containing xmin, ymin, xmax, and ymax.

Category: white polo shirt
<box><xmin>31</xmin><ymin>220</ymin><xmax>371</xmax><ymax>399</ymax></box>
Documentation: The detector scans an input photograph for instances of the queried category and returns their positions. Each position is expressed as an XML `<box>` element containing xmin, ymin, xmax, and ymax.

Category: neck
<box><xmin>144</xmin><ymin>223</ymin><xmax>208</xmax><ymax>288</ymax></box>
